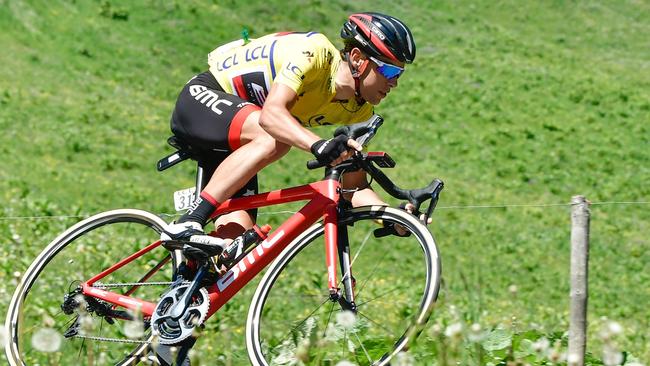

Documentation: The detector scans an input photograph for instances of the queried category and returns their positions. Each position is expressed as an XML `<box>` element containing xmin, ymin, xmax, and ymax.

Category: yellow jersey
<box><xmin>207</xmin><ymin>32</ymin><xmax>373</xmax><ymax>127</ymax></box>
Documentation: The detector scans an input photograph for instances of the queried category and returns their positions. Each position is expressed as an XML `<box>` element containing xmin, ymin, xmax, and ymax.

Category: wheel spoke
<box><xmin>250</xmin><ymin>207</ymin><xmax>439</xmax><ymax>365</ymax></box>
<box><xmin>7</xmin><ymin>210</ymin><xmax>174</xmax><ymax>365</ymax></box>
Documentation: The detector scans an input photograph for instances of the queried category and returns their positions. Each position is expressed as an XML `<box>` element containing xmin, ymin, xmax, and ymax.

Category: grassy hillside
<box><xmin>1</xmin><ymin>0</ymin><xmax>649</xmax><ymax>364</ymax></box>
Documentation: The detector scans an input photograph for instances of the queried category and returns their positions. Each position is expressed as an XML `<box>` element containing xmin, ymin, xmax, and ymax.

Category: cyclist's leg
<box><xmin>165</xmin><ymin>71</ymin><xmax>265</xmax><ymax>240</ymax></box>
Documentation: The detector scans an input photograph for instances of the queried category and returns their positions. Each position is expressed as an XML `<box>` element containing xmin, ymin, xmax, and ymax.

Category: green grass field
<box><xmin>1</xmin><ymin>0</ymin><xmax>648</xmax><ymax>365</ymax></box>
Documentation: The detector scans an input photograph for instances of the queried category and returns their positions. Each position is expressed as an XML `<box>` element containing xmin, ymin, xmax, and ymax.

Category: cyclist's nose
<box><xmin>388</xmin><ymin>77</ymin><xmax>399</xmax><ymax>88</ymax></box>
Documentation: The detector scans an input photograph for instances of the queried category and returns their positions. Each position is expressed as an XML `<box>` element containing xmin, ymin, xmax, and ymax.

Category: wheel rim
<box><xmin>247</xmin><ymin>206</ymin><xmax>440</xmax><ymax>366</ymax></box>
<box><xmin>5</xmin><ymin>210</ymin><xmax>177</xmax><ymax>366</ymax></box>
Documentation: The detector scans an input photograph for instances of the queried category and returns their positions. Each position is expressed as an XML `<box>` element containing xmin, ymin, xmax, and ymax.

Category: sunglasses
<box><xmin>369</xmin><ymin>56</ymin><xmax>405</xmax><ymax>80</ymax></box>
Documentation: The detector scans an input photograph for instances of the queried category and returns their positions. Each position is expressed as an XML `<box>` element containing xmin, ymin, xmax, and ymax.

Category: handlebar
<box><xmin>306</xmin><ymin>114</ymin><xmax>445</xmax><ymax>222</ymax></box>
<box><xmin>306</xmin><ymin>115</ymin><xmax>384</xmax><ymax>170</ymax></box>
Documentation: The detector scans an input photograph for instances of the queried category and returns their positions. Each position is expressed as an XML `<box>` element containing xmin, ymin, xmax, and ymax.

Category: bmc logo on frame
<box><xmin>216</xmin><ymin>230</ymin><xmax>286</xmax><ymax>291</ymax></box>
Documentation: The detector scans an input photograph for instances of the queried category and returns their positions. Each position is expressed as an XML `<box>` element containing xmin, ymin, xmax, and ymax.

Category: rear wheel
<box><xmin>246</xmin><ymin>206</ymin><xmax>441</xmax><ymax>365</ymax></box>
<box><xmin>5</xmin><ymin>209</ymin><xmax>180</xmax><ymax>366</ymax></box>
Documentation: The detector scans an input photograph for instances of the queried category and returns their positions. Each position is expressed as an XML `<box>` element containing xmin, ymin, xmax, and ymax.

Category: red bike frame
<box><xmin>80</xmin><ymin>178</ymin><xmax>342</xmax><ymax>319</ymax></box>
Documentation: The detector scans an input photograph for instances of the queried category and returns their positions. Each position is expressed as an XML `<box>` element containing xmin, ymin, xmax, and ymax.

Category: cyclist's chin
<box><xmin>365</xmin><ymin>94</ymin><xmax>384</xmax><ymax>105</ymax></box>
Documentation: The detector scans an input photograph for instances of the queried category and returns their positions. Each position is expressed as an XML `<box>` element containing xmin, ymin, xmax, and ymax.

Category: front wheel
<box><xmin>246</xmin><ymin>206</ymin><xmax>441</xmax><ymax>365</ymax></box>
<box><xmin>5</xmin><ymin>209</ymin><xmax>180</xmax><ymax>366</ymax></box>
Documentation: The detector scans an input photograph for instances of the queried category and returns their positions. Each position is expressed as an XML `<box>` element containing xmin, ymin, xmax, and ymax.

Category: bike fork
<box><xmin>337</xmin><ymin>224</ymin><xmax>357</xmax><ymax>312</ymax></box>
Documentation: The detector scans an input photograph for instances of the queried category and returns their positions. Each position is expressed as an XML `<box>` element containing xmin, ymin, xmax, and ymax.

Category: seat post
<box><xmin>194</xmin><ymin>164</ymin><xmax>204</xmax><ymax>201</ymax></box>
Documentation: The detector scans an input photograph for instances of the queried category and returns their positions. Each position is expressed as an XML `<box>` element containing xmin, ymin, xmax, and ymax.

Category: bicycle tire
<box><xmin>246</xmin><ymin>206</ymin><xmax>441</xmax><ymax>365</ymax></box>
<box><xmin>5</xmin><ymin>209</ymin><xmax>181</xmax><ymax>366</ymax></box>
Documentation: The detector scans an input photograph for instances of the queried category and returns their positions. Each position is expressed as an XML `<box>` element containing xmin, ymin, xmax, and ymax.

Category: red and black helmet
<box><xmin>341</xmin><ymin>12</ymin><xmax>416</xmax><ymax>64</ymax></box>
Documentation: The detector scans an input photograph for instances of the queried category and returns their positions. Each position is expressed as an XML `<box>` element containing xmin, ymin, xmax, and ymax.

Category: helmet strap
<box><xmin>346</xmin><ymin>52</ymin><xmax>369</xmax><ymax>101</ymax></box>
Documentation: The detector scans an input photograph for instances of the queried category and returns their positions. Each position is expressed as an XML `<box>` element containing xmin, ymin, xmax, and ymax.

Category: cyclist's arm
<box><xmin>259</xmin><ymin>83</ymin><xmax>321</xmax><ymax>152</ymax></box>
<box><xmin>342</xmin><ymin>170</ymin><xmax>386</xmax><ymax>207</ymax></box>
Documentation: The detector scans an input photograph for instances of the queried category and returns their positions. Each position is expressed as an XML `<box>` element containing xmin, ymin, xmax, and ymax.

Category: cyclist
<box><xmin>162</xmin><ymin>12</ymin><xmax>417</xmax><ymax>251</ymax></box>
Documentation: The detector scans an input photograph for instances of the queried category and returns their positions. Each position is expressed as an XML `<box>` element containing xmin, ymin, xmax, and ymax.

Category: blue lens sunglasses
<box><xmin>369</xmin><ymin>56</ymin><xmax>405</xmax><ymax>80</ymax></box>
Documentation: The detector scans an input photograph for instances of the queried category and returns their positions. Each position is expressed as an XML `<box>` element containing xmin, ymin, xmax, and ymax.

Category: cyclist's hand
<box><xmin>311</xmin><ymin>135</ymin><xmax>362</xmax><ymax>167</ymax></box>
<box><xmin>395</xmin><ymin>202</ymin><xmax>432</xmax><ymax>236</ymax></box>
<box><xmin>401</xmin><ymin>202</ymin><xmax>432</xmax><ymax>224</ymax></box>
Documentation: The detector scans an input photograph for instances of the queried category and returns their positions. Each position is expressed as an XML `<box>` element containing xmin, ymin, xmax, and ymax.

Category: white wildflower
<box><xmin>508</xmin><ymin>284</ymin><xmax>518</xmax><ymax>295</ymax></box>
<box><xmin>532</xmin><ymin>337</ymin><xmax>550</xmax><ymax>354</ymax></box>
<box><xmin>548</xmin><ymin>342</ymin><xmax>566</xmax><ymax>363</ymax></box>
<box><xmin>124</xmin><ymin>306</ymin><xmax>145</xmax><ymax>339</ymax></box>
<box><xmin>303</xmin><ymin>316</ymin><xmax>316</xmax><ymax>336</ymax></box>
<box><xmin>124</xmin><ymin>320</ymin><xmax>145</xmax><ymax>339</ymax></box>
<box><xmin>78</xmin><ymin>313</ymin><xmax>94</xmax><ymax>336</ymax></box>
<box><xmin>444</xmin><ymin>322</ymin><xmax>462</xmax><ymax>339</ymax></box>
<box><xmin>567</xmin><ymin>353</ymin><xmax>580</xmax><ymax>366</ymax></box>
<box><xmin>189</xmin><ymin>349</ymin><xmax>201</xmax><ymax>365</ymax></box>
<box><xmin>1</xmin><ymin>325</ymin><xmax>6</xmax><ymax>348</ymax></box>
<box><xmin>295</xmin><ymin>339</ymin><xmax>310</xmax><ymax>362</ymax></box>
<box><xmin>335</xmin><ymin>361</ymin><xmax>356</xmax><ymax>366</ymax></box>
<box><xmin>13</xmin><ymin>271</ymin><xmax>21</xmax><ymax>278</ymax></box>
<box><xmin>428</xmin><ymin>323</ymin><xmax>443</xmax><ymax>337</ymax></box>
<box><xmin>607</xmin><ymin>321</ymin><xmax>623</xmax><ymax>336</ymax></box>
<box><xmin>324</xmin><ymin>322</ymin><xmax>342</xmax><ymax>341</ymax></box>
<box><xmin>600</xmin><ymin>320</ymin><xmax>623</xmax><ymax>341</ymax></box>
<box><xmin>336</xmin><ymin>311</ymin><xmax>357</xmax><ymax>330</ymax></box>
<box><xmin>347</xmin><ymin>339</ymin><xmax>356</xmax><ymax>352</ymax></box>
<box><xmin>602</xmin><ymin>345</ymin><xmax>623</xmax><ymax>366</ymax></box>
<box><xmin>31</xmin><ymin>328</ymin><xmax>62</xmax><ymax>353</ymax></box>
<box><xmin>393</xmin><ymin>351</ymin><xmax>415</xmax><ymax>366</ymax></box>
<box><xmin>468</xmin><ymin>323</ymin><xmax>484</xmax><ymax>342</ymax></box>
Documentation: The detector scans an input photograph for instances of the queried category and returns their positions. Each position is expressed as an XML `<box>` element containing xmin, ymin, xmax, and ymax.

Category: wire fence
<box><xmin>0</xmin><ymin>201</ymin><xmax>647</xmax><ymax>221</ymax></box>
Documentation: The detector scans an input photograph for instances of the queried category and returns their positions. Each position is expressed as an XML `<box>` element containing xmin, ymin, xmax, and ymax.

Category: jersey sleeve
<box><xmin>273</xmin><ymin>38</ymin><xmax>323</xmax><ymax>93</ymax></box>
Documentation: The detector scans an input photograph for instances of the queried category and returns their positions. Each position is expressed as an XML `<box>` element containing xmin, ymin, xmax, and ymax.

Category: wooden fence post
<box><xmin>569</xmin><ymin>195</ymin><xmax>590</xmax><ymax>365</ymax></box>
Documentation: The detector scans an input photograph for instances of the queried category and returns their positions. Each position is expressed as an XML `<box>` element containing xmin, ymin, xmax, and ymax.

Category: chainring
<box><xmin>150</xmin><ymin>284</ymin><xmax>210</xmax><ymax>345</ymax></box>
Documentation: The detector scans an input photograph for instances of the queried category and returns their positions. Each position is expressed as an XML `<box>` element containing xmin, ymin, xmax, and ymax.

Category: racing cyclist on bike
<box><xmin>162</xmin><ymin>12</ymin><xmax>420</xmax><ymax>254</ymax></box>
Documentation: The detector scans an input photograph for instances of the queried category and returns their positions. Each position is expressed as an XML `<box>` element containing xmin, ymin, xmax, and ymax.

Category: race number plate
<box><xmin>173</xmin><ymin>187</ymin><xmax>196</xmax><ymax>212</ymax></box>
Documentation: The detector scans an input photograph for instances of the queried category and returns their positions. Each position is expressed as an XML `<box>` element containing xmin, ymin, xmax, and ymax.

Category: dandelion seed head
<box><xmin>567</xmin><ymin>353</ymin><xmax>580</xmax><ymax>366</ymax></box>
<box><xmin>295</xmin><ymin>339</ymin><xmax>310</xmax><ymax>362</ymax></box>
<box><xmin>1</xmin><ymin>325</ymin><xmax>6</xmax><ymax>348</ymax></box>
<box><xmin>603</xmin><ymin>345</ymin><xmax>623</xmax><ymax>366</ymax></box>
<box><xmin>394</xmin><ymin>351</ymin><xmax>415</xmax><ymax>366</ymax></box>
<box><xmin>335</xmin><ymin>361</ymin><xmax>356</xmax><ymax>366</ymax></box>
<box><xmin>548</xmin><ymin>348</ymin><xmax>566</xmax><ymax>363</ymax></box>
<box><xmin>31</xmin><ymin>328</ymin><xmax>62</xmax><ymax>353</ymax></box>
<box><xmin>189</xmin><ymin>349</ymin><xmax>201</xmax><ymax>365</ymax></box>
<box><xmin>78</xmin><ymin>314</ymin><xmax>94</xmax><ymax>336</ymax></box>
<box><xmin>532</xmin><ymin>337</ymin><xmax>550</xmax><ymax>353</ymax></box>
<box><xmin>124</xmin><ymin>320</ymin><xmax>145</xmax><ymax>339</ymax></box>
<box><xmin>429</xmin><ymin>323</ymin><xmax>443</xmax><ymax>336</ymax></box>
<box><xmin>607</xmin><ymin>321</ymin><xmax>623</xmax><ymax>336</ymax></box>
<box><xmin>347</xmin><ymin>339</ymin><xmax>356</xmax><ymax>353</ymax></box>
<box><xmin>13</xmin><ymin>271</ymin><xmax>21</xmax><ymax>278</ymax></box>
<box><xmin>468</xmin><ymin>323</ymin><xmax>484</xmax><ymax>342</ymax></box>
<box><xmin>508</xmin><ymin>284</ymin><xmax>518</xmax><ymax>294</ymax></box>
<box><xmin>336</xmin><ymin>310</ymin><xmax>357</xmax><ymax>330</ymax></box>
<box><xmin>444</xmin><ymin>322</ymin><xmax>463</xmax><ymax>339</ymax></box>
<box><xmin>303</xmin><ymin>316</ymin><xmax>316</xmax><ymax>336</ymax></box>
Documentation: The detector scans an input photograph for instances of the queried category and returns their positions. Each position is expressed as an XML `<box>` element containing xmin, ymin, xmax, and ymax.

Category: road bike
<box><xmin>5</xmin><ymin>115</ymin><xmax>444</xmax><ymax>365</ymax></box>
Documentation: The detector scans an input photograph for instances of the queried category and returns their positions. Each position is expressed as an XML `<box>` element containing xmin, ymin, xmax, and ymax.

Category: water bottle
<box><xmin>218</xmin><ymin>224</ymin><xmax>271</xmax><ymax>266</ymax></box>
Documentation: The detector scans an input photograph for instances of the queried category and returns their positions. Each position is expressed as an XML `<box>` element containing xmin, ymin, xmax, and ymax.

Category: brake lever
<box><xmin>421</xmin><ymin>180</ymin><xmax>444</xmax><ymax>224</ymax></box>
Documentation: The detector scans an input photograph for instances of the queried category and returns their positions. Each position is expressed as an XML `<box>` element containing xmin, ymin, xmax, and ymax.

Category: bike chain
<box><xmin>70</xmin><ymin>334</ymin><xmax>151</xmax><ymax>344</ymax></box>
